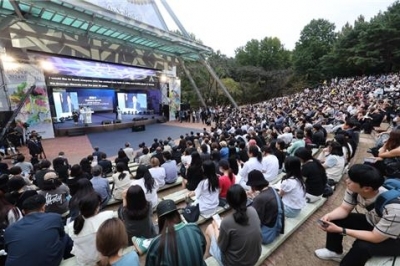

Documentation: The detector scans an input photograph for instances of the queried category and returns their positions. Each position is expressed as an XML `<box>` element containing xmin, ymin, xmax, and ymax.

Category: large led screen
<box><xmin>117</xmin><ymin>92</ymin><xmax>147</xmax><ymax>113</ymax></box>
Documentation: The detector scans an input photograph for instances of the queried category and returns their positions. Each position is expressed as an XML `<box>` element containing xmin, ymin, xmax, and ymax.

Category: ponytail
<box><xmin>73</xmin><ymin>214</ymin><xmax>85</xmax><ymax>235</ymax></box>
<box><xmin>228</xmin><ymin>169</ymin><xmax>234</xmax><ymax>182</ymax></box>
<box><xmin>256</xmin><ymin>151</ymin><xmax>262</xmax><ymax>163</ymax></box>
<box><xmin>233</xmin><ymin>204</ymin><xmax>249</xmax><ymax>226</ymax></box>
<box><xmin>118</xmin><ymin>172</ymin><xmax>127</xmax><ymax>181</ymax></box>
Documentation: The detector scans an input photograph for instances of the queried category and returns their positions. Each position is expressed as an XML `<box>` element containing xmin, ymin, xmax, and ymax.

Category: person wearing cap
<box><xmin>247</xmin><ymin>170</ymin><xmax>284</xmax><ymax>244</ymax></box>
<box><xmin>204</xmin><ymin>184</ymin><xmax>262</xmax><ymax>265</ymax></box>
<box><xmin>4</xmin><ymin>194</ymin><xmax>73</xmax><ymax>266</ymax></box>
<box><xmin>144</xmin><ymin>199</ymin><xmax>206</xmax><ymax>266</ymax></box>
<box><xmin>37</xmin><ymin>172</ymin><xmax>70</xmax><ymax>217</ymax></box>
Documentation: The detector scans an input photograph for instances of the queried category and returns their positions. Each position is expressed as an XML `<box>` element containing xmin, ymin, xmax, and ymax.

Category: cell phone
<box><xmin>317</xmin><ymin>219</ymin><xmax>329</xmax><ymax>228</ymax></box>
<box><xmin>213</xmin><ymin>214</ymin><xmax>222</xmax><ymax>228</ymax></box>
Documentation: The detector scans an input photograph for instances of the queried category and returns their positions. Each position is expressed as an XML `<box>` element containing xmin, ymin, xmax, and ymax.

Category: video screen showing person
<box><xmin>76</xmin><ymin>89</ymin><xmax>114</xmax><ymax>111</ymax></box>
<box><xmin>53</xmin><ymin>91</ymin><xmax>79</xmax><ymax>120</ymax></box>
<box><xmin>117</xmin><ymin>93</ymin><xmax>147</xmax><ymax>113</ymax></box>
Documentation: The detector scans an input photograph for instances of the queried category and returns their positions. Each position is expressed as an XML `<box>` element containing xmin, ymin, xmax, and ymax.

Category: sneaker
<box><xmin>315</xmin><ymin>248</ymin><xmax>344</xmax><ymax>262</ymax></box>
<box><xmin>132</xmin><ymin>237</ymin><xmax>152</xmax><ymax>256</ymax></box>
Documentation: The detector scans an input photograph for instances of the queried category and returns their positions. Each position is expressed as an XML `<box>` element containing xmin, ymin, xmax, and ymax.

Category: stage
<box><xmin>53</xmin><ymin>112</ymin><xmax>166</xmax><ymax>137</ymax></box>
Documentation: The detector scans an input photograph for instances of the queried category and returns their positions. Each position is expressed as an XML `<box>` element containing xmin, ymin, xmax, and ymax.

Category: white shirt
<box><xmin>131</xmin><ymin>178</ymin><xmax>159</xmax><ymax>208</ymax></box>
<box><xmin>67</xmin><ymin>211</ymin><xmax>115</xmax><ymax>266</ymax></box>
<box><xmin>261</xmin><ymin>154</ymin><xmax>279</xmax><ymax>182</ymax></box>
<box><xmin>324</xmin><ymin>155</ymin><xmax>345</xmax><ymax>182</ymax></box>
<box><xmin>195</xmin><ymin>179</ymin><xmax>219</xmax><ymax>217</ymax></box>
<box><xmin>281</xmin><ymin>178</ymin><xmax>306</xmax><ymax>210</ymax></box>
<box><xmin>238</xmin><ymin>157</ymin><xmax>263</xmax><ymax>184</ymax></box>
<box><xmin>149</xmin><ymin>167</ymin><xmax>166</xmax><ymax>188</ymax></box>
<box><xmin>123</xmin><ymin>147</ymin><xmax>135</xmax><ymax>162</ymax></box>
<box><xmin>278</xmin><ymin>132</ymin><xmax>293</xmax><ymax>145</ymax></box>
<box><xmin>112</xmin><ymin>171</ymin><xmax>132</xmax><ymax>200</ymax></box>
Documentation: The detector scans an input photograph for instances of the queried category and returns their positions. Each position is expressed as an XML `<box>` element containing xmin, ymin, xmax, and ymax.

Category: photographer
<box><xmin>27</xmin><ymin>131</ymin><xmax>45</xmax><ymax>164</ymax></box>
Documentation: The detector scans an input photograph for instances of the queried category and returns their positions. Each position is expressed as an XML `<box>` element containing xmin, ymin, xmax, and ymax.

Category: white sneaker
<box><xmin>315</xmin><ymin>248</ymin><xmax>344</xmax><ymax>262</ymax></box>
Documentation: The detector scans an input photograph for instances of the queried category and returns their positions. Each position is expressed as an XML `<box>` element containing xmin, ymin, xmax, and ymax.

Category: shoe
<box><xmin>315</xmin><ymin>248</ymin><xmax>344</xmax><ymax>262</ymax></box>
<box><xmin>132</xmin><ymin>236</ymin><xmax>152</xmax><ymax>256</ymax></box>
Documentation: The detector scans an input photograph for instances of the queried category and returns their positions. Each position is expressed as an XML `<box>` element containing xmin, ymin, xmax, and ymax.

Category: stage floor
<box><xmin>53</xmin><ymin>113</ymin><xmax>165</xmax><ymax>136</ymax></box>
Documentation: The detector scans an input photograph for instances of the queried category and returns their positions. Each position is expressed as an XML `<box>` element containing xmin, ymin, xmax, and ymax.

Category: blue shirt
<box><xmin>5</xmin><ymin>212</ymin><xmax>65</xmax><ymax>266</ymax></box>
<box><xmin>162</xmin><ymin>160</ymin><xmax>178</xmax><ymax>184</ymax></box>
<box><xmin>112</xmin><ymin>250</ymin><xmax>140</xmax><ymax>266</ymax></box>
<box><xmin>90</xmin><ymin>175</ymin><xmax>111</xmax><ymax>202</ymax></box>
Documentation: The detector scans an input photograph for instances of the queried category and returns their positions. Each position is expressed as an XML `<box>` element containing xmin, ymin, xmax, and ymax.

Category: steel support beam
<box><xmin>179</xmin><ymin>58</ymin><xmax>206</xmax><ymax>107</ymax></box>
<box><xmin>199</xmin><ymin>56</ymin><xmax>238</xmax><ymax>108</ymax></box>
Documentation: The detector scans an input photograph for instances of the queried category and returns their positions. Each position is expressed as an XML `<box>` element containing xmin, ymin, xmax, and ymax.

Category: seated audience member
<box><xmin>4</xmin><ymin>194</ymin><xmax>73</xmax><ymax>266</ymax></box>
<box><xmin>149</xmin><ymin>157</ymin><xmax>166</xmax><ymax>188</ymax></box>
<box><xmin>246</xmin><ymin>170</ymin><xmax>284</xmax><ymax>244</ymax></box>
<box><xmin>228</xmin><ymin>146</ymin><xmax>239</xmax><ymax>175</ymax></box>
<box><xmin>0</xmin><ymin>156</ymin><xmax>9</xmax><ymax>175</ymax></box>
<box><xmin>315</xmin><ymin>164</ymin><xmax>400</xmax><ymax>265</ymax></box>
<box><xmin>118</xmin><ymin>185</ymin><xmax>157</xmax><ymax>245</ymax></box>
<box><xmin>200</xmin><ymin>144</ymin><xmax>211</xmax><ymax>162</ymax></box>
<box><xmin>90</xmin><ymin>165</ymin><xmax>111</xmax><ymax>208</ymax></box>
<box><xmin>322</xmin><ymin>141</ymin><xmax>345</xmax><ymax>183</ymax></box>
<box><xmin>219</xmin><ymin>141</ymin><xmax>229</xmax><ymax>160</ymax></box>
<box><xmin>0</xmin><ymin>188</ymin><xmax>22</xmax><ymax>264</ymax></box>
<box><xmin>187</xmin><ymin>160</ymin><xmax>219</xmax><ymax>218</ymax></box>
<box><xmin>277</xmin><ymin>156</ymin><xmax>306</xmax><ymax>218</ymax></box>
<box><xmin>145</xmin><ymin>200</ymin><xmax>206</xmax><ymax>265</ymax></box>
<box><xmin>79</xmin><ymin>157</ymin><xmax>92</xmax><ymax>178</ymax></box>
<box><xmin>287</xmin><ymin>130</ymin><xmax>306</xmax><ymax>156</ymax></box>
<box><xmin>274</xmin><ymin>139</ymin><xmax>287</xmax><ymax>172</ymax></box>
<box><xmin>217</xmin><ymin>160</ymin><xmax>236</xmax><ymax>206</ymax></box>
<box><xmin>123</xmin><ymin>142</ymin><xmax>136</xmax><ymax>163</ymax></box>
<box><xmin>68</xmin><ymin>179</ymin><xmax>95</xmax><ymax>222</ymax></box>
<box><xmin>138</xmin><ymin>147</ymin><xmax>151</xmax><ymax>166</ymax></box>
<box><xmin>38</xmin><ymin>172</ymin><xmax>70</xmax><ymax>217</ymax></box>
<box><xmin>66</xmin><ymin>164</ymin><xmax>91</xmax><ymax>196</ymax></box>
<box><xmin>96</xmin><ymin>218</ymin><xmax>140</xmax><ymax>266</ymax></box>
<box><xmin>261</xmin><ymin>146</ymin><xmax>280</xmax><ymax>182</ymax></box>
<box><xmin>184</xmin><ymin>152</ymin><xmax>204</xmax><ymax>191</ymax></box>
<box><xmin>66</xmin><ymin>192</ymin><xmax>115</xmax><ymax>266</ymax></box>
<box><xmin>295</xmin><ymin>147</ymin><xmax>327</xmax><ymax>203</ymax></box>
<box><xmin>5</xmin><ymin>176</ymin><xmax>37</xmax><ymax>210</ymax></box>
<box><xmin>131</xmin><ymin>165</ymin><xmax>159</xmax><ymax>208</ymax></box>
<box><xmin>52</xmin><ymin>151</ymin><xmax>70</xmax><ymax>183</ymax></box>
<box><xmin>161</xmin><ymin>151</ymin><xmax>178</xmax><ymax>185</ymax></box>
<box><xmin>171</xmin><ymin>146</ymin><xmax>182</xmax><ymax>164</ymax></box>
<box><xmin>115</xmin><ymin>150</ymin><xmax>130</xmax><ymax>171</ymax></box>
<box><xmin>97</xmin><ymin>153</ymin><xmax>113</xmax><ymax>177</ymax></box>
<box><xmin>152</xmin><ymin>147</ymin><xmax>165</xmax><ymax>165</ymax></box>
<box><xmin>14</xmin><ymin>154</ymin><xmax>34</xmax><ymax>177</ymax></box>
<box><xmin>111</xmin><ymin>162</ymin><xmax>132</xmax><ymax>201</ymax></box>
<box><xmin>34</xmin><ymin>159</ymin><xmax>53</xmax><ymax>189</ymax></box>
<box><xmin>204</xmin><ymin>184</ymin><xmax>262</xmax><ymax>265</ymax></box>
<box><xmin>238</xmin><ymin>145</ymin><xmax>263</xmax><ymax>190</ymax></box>
<box><xmin>312</xmin><ymin>124</ymin><xmax>326</xmax><ymax>147</ymax></box>
<box><xmin>9</xmin><ymin>166</ymin><xmax>33</xmax><ymax>187</ymax></box>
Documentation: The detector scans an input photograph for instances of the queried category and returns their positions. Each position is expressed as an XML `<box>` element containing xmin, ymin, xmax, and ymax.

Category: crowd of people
<box><xmin>0</xmin><ymin>73</ymin><xmax>400</xmax><ymax>265</ymax></box>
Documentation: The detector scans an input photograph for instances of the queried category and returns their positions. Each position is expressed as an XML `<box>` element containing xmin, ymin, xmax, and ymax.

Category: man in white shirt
<box><xmin>261</xmin><ymin>146</ymin><xmax>279</xmax><ymax>182</ymax></box>
<box><xmin>277</xmin><ymin>127</ymin><xmax>293</xmax><ymax>146</ymax></box>
<box><xmin>123</xmin><ymin>142</ymin><xmax>135</xmax><ymax>162</ymax></box>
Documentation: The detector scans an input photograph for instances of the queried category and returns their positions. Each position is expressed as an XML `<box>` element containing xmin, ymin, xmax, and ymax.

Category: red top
<box><xmin>219</xmin><ymin>174</ymin><xmax>236</xmax><ymax>198</ymax></box>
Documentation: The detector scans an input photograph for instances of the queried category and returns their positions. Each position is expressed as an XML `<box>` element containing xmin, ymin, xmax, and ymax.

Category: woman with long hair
<box><xmin>131</xmin><ymin>165</ymin><xmax>159</xmax><ymax>208</ymax></box>
<box><xmin>204</xmin><ymin>184</ymin><xmax>262</xmax><ymax>265</ymax></box>
<box><xmin>184</xmin><ymin>151</ymin><xmax>204</xmax><ymax>191</ymax></box>
<box><xmin>238</xmin><ymin>145</ymin><xmax>263</xmax><ymax>190</ymax></box>
<box><xmin>115</xmin><ymin>149</ymin><xmax>130</xmax><ymax>171</ymax></box>
<box><xmin>187</xmin><ymin>160</ymin><xmax>219</xmax><ymax>217</ymax></box>
<box><xmin>227</xmin><ymin>146</ymin><xmax>239</xmax><ymax>175</ymax></box>
<box><xmin>67</xmin><ymin>164</ymin><xmax>91</xmax><ymax>196</ymax></box>
<box><xmin>295</xmin><ymin>147</ymin><xmax>327</xmax><ymax>203</ymax></box>
<box><xmin>68</xmin><ymin>178</ymin><xmax>95</xmax><ymax>222</ymax></box>
<box><xmin>217</xmin><ymin>159</ymin><xmax>235</xmax><ymax>206</ymax></box>
<box><xmin>118</xmin><ymin>185</ymin><xmax>157</xmax><ymax>244</ymax></box>
<box><xmin>96</xmin><ymin>218</ymin><xmax>140</xmax><ymax>266</ymax></box>
<box><xmin>67</xmin><ymin>192</ymin><xmax>114</xmax><ymax>266</ymax></box>
<box><xmin>111</xmin><ymin>162</ymin><xmax>132</xmax><ymax>200</ymax></box>
<box><xmin>145</xmin><ymin>199</ymin><xmax>206</xmax><ymax>266</ymax></box>
<box><xmin>279</xmin><ymin>156</ymin><xmax>306</xmax><ymax>218</ymax></box>
<box><xmin>376</xmin><ymin>129</ymin><xmax>400</xmax><ymax>178</ymax></box>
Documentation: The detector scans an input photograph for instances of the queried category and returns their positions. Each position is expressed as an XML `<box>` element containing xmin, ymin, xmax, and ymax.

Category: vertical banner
<box><xmin>3</xmin><ymin>58</ymin><xmax>55</xmax><ymax>139</ymax></box>
<box><xmin>169</xmin><ymin>78</ymin><xmax>181</xmax><ymax>121</ymax></box>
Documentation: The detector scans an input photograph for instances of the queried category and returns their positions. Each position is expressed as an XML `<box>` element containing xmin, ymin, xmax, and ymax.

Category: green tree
<box><xmin>293</xmin><ymin>19</ymin><xmax>336</xmax><ymax>84</ymax></box>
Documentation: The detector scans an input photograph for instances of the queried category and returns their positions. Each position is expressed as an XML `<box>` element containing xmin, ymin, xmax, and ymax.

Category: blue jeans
<box><xmin>284</xmin><ymin>204</ymin><xmax>301</xmax><ymax>218</ymax></box>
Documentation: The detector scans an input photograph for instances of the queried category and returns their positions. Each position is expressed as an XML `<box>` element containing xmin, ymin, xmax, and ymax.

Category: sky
<box><xmin>158</xmin><ymin>0</ymin><xmax>396</xmax><ymax>57</ymax></box>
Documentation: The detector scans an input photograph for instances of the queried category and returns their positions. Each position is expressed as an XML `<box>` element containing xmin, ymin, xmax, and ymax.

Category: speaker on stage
<box><xmin>102</xmin><ymin>120</ymin><xmax>112</xmax><ymax>125</ymax></box>
<box><xmin>114</xmin><ymin>119</ymin><xmax>122</xmax><ymax>124</ymax></box>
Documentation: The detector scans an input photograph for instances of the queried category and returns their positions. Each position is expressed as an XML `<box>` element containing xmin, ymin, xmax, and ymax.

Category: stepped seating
<box><xmin>205</xmin><ymin>198</ymin><xmax>327</xmax><ymax>266</ymax></box>
<box><xmin>365</xmin><ymin>257</ymin><xmax>399</xmax><ymax>266</ymax></box>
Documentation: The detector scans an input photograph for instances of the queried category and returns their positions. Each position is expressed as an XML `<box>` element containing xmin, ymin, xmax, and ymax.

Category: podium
<box><xmin>82</xmin><ymin>109</ymin><xmax>94</xmax><ymax>124</ymax></box>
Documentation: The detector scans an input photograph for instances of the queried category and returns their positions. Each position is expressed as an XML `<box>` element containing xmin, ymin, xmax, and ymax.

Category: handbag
<box><xmin>182</xmin><ymin>203</ymin><xmax>200</xmax><ymax>223</ymax></box>
<box><xmin>383</xmin><ymin>157</ymin><xmax>400</xmax><ymax>177</ymax></box>
<box><xmin>261</xmin><ymin>188</ymin><xmax>284</xmax><ymax>245</ymax></box>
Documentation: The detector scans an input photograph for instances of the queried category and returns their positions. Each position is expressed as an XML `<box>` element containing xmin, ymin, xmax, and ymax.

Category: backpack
<box><xmin>374</xmin><ymin>179</ymin><xmax>400</xmax><ymax>217</ymax></box>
